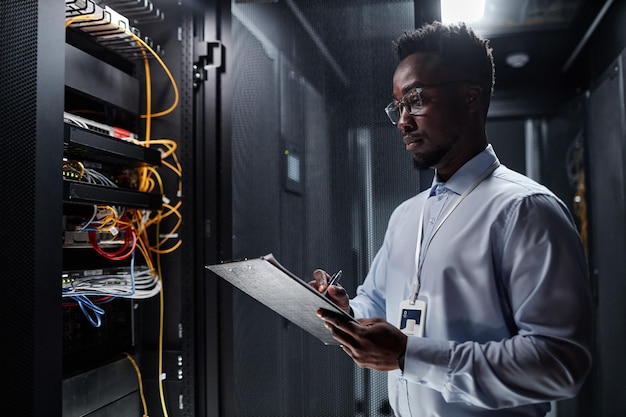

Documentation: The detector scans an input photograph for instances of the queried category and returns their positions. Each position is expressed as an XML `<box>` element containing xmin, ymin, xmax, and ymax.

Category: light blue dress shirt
<box><xmin>350</xmin><ymin>145</ymin><xmax>592</xmax><ymax>417</ymax></box>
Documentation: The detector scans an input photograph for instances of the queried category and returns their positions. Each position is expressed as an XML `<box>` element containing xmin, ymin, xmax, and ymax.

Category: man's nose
<box><xmin>397</xmin><ymin>106</ymin><xmax>415</xmax><ymax>131</ymax></box>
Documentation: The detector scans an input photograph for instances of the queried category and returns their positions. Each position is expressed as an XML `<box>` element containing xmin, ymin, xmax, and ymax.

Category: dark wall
<box><xmin>579</xmin><ymin>2</ymin><xmax>626</xmax><ymax>416</ymax></box>
<box><xmin>568</xmin><ymin>0</ymin><xmax>626</xmax><ymax>92</ymax></box>
<box><xmin>586</xmin><ymin>52</ymin><xmax>626</xmax><ymax>417</ymax></box>
<box><xmin>523</xmin><ymin>9</ymin><xmax>626</xmax><ymax>417</ymax></box>
<box><xmin>576</xmin><ymin>2</ymin><xmax>626</xmax><ymax>414</ymax></box>
<box><xmin>229</xmin><ymin>13</ymin><xmax>356</xmax><ymax>417</ymax></box>
<box><xmin>486</xmin><ymin>119</ymin><xmax>526</xmax><ymax>174</ymax></box>
<box><xmin>228</xmin><ymin>2</ymin><xmax>420</xmax><ymax>416</ymax></box>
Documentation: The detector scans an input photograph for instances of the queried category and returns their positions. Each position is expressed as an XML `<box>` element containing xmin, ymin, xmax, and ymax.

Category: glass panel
<box><xmin>231</xmin><ymin>1</ymin><xmax>421</xmax><ymax>416</ymax></box>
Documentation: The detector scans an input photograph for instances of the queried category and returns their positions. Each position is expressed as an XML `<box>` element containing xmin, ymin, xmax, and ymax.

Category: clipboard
<box><xmin>206</xmin><ymin>254</ymin><xmax>356</xmax><ymax>345</ymax></box>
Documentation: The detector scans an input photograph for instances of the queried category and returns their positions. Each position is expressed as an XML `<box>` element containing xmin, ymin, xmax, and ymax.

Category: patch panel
<box><xmin>64</xmin><ymin>112</ymin><xmax>138</xmax><ymax>141</ymax></box>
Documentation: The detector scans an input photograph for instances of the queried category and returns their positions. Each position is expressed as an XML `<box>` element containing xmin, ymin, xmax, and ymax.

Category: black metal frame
<box><xmin>0</xmin><ymin>0</ymin><xmax>64</xmax><ymax>413</ymax></box>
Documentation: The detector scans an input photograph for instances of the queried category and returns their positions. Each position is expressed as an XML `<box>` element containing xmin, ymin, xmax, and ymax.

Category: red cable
<box><xmin>88</xmin><ymin>218</ymin><xmax>137</xmax><ymax>260</ymax></box>
<box><xmin>62</xmin><ymin>295</ymin><xmax>115</xmax><ymax>307</ymax></box>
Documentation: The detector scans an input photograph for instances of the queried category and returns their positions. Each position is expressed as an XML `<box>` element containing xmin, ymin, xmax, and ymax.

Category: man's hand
<box><xmin>317</xmin><ymin>308</ymin><xmax>407</xmax><ymax>371</ymax></box>
<box><xmin>309</xmin><ymin>269</ymin><xmax>351</xmax><ymax>314</ymax></box>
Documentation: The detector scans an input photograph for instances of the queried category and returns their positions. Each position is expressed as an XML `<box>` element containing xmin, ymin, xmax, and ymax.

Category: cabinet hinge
<box><xmin>193</xmin><ymin>41</ymin><xmax>224</xmax><ymax>88</ymax></box>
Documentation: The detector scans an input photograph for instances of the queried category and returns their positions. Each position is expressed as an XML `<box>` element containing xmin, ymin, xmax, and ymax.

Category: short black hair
<box><xmin>393</xmin><ymin>21</ymin><xmax>495</xmax><ymax>99</ymax></box>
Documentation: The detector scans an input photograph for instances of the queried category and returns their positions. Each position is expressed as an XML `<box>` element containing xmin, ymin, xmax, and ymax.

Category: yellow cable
<box><xmin>137</xmin><ymin>166</ymin><xmax>152</xmax><ymax>193</ymax></box>
<box><xmin>160</xmin><ymin>160</ymin><xmax>182</xmax><ymax>177</ymax></box>
<box><xmin>68</xmin><ymin>10</ymin><xmax>179</xmax><ymax>119</ymax></box>
<box><xmin>148</xmin><ymin>207</ymin><xmax>182</xmax><ymax>254</ymax></box>
<box><xmin>136</xmin><ymin>240</ymin><xmax>154</xmax><ymax>271</ymax></box>
<box><xmin>156</xmin><ymin>220</ymin><xmax>169</xmax><ymax>417</ymax></box>
<box><xmin>125</xmin><ymin>208</ymin><xmax>155</xmax><ymax>272</ymax></box>
<box><xmin>153</xmin><ymin>240</ymin><xmax>183</xmax><ymax>255</ymax></box>
<box><xmin>144</xmin><ymin>201</ymin><xmax>181</xmax><ymax>228</ymax></box>
<box><xmin>142</xmin><ymin>50</ymin><xmax>152</xmax><ymax>144</ymax></box>
<box><xmin>123</xmin><ymin>352</ymin><xmax>149</xmax><ymax>417</ymax></box>
<box><xmin>65</xmin><ymin>14</ymin><xmax>99</xmax><ymax>28</ymax></box>
<box><xmin>94</xmin><ymin>206</ymin><xmax>119</xmax><ymax>231</ymax></box>
<box><xmin>127</xmin><ymin>44</ymin><xmax>152</xmax><ymax>192</ymax></box>
<box><xmin>573</xmin><ymin>172</ymin><xmax>589</xmax><ymax>259</ymax></box>
<box><xmin>142</xmin><ymin>140</ymin><xmax>183</xmax><ymax>192</ymax></box>
<box><xmin>120</xmin><ymin>28</ymin><xmax>179</xmax><ymax>119</ymax></box>
<box><xmin>138</xmin><ymin>166</ymin><xmax>162</xmax><ymax>194</ymax></box>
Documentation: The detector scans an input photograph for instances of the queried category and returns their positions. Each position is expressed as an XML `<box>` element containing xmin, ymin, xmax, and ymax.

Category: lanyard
<box><xmin>410</xmin><ymin>161</ymin><xmax>499</xmax><ymax>303</ymax></box>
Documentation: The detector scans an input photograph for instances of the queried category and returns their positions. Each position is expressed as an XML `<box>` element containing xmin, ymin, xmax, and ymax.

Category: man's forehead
<box><xmin>393</xmin><ymin>52</ymin><xmax>455</xmax><ymax>90</ymax></box>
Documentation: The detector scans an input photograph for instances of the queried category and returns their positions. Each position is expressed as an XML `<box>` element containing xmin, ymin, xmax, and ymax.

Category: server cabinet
<box><xmin>226</xmin><ymin>2</ymin><xmax>420</xmax><ymax>416</ymax></box>
<box><xmin>0</xmin><ymin>0</ymin><xmax>232</xmax><ymax>415</ymax></box>
<box><xmin>587</xmin><ymin>50</ymin><xmax>626</xmax><ymax>417</ymax></box>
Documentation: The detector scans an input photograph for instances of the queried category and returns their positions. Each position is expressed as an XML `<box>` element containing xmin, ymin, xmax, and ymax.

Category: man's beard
<box><xmin>411</xmin><ymin>145</ymin><xmax>451</xmax><ymax>171</ymax></box>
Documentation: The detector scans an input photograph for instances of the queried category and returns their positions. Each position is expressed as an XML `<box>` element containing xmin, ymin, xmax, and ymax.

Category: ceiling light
<box><xmin>441</xmin><ymin>0</ymin><xmax>486</xmax><ymax>24</ymax></box>
<box><xmin>505</xmin><ymin>52</ymin><xmax>530</xmax><ymax>68</ymax></box>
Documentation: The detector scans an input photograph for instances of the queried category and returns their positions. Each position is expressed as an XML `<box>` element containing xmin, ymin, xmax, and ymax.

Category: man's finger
<box><xmin>317</xmin><ymin>309</ymin><xmax>355</xmax><ymax>336</ymax></box>
<box><xmin>313</xmin><ymin>269</ymin><xmax>328</xmax><ymax>291</ymax></box>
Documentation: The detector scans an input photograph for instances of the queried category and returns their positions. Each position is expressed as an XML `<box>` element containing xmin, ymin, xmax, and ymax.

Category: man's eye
<box><xmin>406</xmin><ymin>92</ymin><xmax>420</xmax><ymax>105</ymax></box>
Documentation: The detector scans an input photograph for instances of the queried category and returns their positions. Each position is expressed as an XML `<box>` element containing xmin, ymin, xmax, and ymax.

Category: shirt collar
<box><xmin>431</xmin><ymin>144</ymin><xmax>499</xmax><ymax>196</ymax></box>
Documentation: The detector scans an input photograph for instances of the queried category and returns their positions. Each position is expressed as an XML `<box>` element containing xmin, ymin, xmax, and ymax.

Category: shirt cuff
<box><xmin>402</xmin><ymin>336</ymin><xmax>451</xmax><ymax>390</ymax></box>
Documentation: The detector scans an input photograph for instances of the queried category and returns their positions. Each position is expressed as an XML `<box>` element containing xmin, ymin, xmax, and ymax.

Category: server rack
<box><xmin>0</xmin><ymin>0</ymin><xmax>232</xmax><ymax>415</ymax></box>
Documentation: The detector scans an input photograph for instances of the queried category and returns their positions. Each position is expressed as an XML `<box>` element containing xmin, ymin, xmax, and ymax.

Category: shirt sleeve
<box><xmin>350</xmin><ymin>199</ymin><xmax>410</xmax><ymax>320</ymax></box>
<box><xmin>350</xmin><ymin>228</ymin><xmax>392</xmax><ymax>320</ymax></box>
<box><xmin>401</xmin><ymin>193</ymin><xmax>593</xmax><ymax>409</ymax></box>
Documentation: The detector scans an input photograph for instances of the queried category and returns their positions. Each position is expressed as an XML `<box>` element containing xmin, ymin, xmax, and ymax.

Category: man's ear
<box><xmin>466</xmin><ymin>86</ymin><xmax>482</xmax><ymax>111</ymax></box>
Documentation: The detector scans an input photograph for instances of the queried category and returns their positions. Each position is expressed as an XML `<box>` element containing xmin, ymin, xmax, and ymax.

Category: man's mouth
<box><xmin>403</xmin><ymin>135</ymin><xmax>423</xmax><ymax>152</ymax></box>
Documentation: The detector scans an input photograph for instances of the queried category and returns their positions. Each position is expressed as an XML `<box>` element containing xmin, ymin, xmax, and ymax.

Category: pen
<box><xmin>323</xmin><ymin>270</ymin><xmax>342</xmax><ymax>296</ymax></box>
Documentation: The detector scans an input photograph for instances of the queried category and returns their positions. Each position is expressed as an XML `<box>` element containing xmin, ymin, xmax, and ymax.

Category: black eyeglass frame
<box><xmin>384</xmin><ymin>80</ymin><xmax>473</xmax><ymax>125</ymax></box>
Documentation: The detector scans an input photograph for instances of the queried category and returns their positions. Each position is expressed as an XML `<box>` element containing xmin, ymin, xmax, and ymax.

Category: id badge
<box><xmin>397</xmin><ymin>299</ymin><xmax>427</xmax><ymax>337</ymax></box>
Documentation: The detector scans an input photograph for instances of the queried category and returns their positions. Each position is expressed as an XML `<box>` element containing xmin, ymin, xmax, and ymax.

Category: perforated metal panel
<box><xmin>230</xmin><ymin>2</ymin><xmax>418</xmax><ymax>416</ymax></box>
<box><xmin>0</xmin><ymin>0</ymin><xmax>64</xmax><ymax>413</ymax></box>
<box><xmin>0</xmin><ymin>6</ymin><xmax>39</xmax><ymax>409</ymax></box>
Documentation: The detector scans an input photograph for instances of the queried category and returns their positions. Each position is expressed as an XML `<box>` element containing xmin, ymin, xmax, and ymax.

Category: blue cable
<box><xmin>70</xmin><ymin>295</ymin><xmax>105</xmax><ymax>327</ymax></box>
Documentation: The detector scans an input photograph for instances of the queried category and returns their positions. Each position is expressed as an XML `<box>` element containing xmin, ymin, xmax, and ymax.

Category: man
<box><xmin>313</xmin><ymin>22</ymin><xmax>592</xmax><ymax>416</ymax></box>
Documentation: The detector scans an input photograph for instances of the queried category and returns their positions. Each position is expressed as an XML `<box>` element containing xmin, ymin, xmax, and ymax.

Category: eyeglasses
<box><xmin>384</xmin><ymin>80</ymin><xmax>469</xmax><ymax>125</ymax></box>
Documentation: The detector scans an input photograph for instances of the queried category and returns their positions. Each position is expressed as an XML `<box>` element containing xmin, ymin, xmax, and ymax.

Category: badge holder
<box><xmin>397</xmin><ymin>299</ymin><xmax>426</xmax><ymax>337</ymax></box>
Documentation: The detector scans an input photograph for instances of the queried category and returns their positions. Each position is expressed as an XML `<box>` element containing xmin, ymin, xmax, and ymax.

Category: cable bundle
<box><xmin>62</xmin><ymin>250</ymin><xmax>161</xmax><ymax>323</ymax></box>
<box><xmin>63</xmin><ymin>11</ymin><xmax>181</xmax><ymax>416</ymax></box>
<box><xmin>62</xmin><ymin>265</ymin><xmax>160</xmax><ymax>299</ymax></box>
